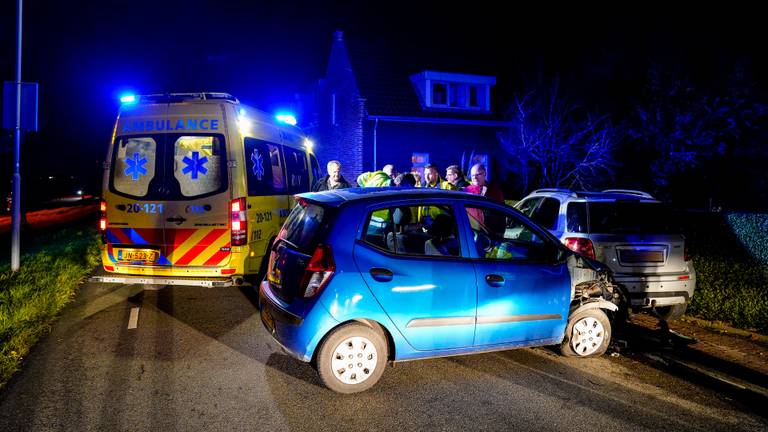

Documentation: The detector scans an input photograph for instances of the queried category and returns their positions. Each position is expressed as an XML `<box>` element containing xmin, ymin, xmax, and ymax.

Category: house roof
<box><xmin>341</xmin><ymin>35</ymin><xmax>506</xmax><ymax>121</ymax></box>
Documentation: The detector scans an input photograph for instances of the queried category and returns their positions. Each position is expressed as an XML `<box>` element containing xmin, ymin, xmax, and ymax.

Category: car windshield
<box><xmin>583</xmin><ymin>201</ymin><xmax>680</xmax><ymax>234</ymax></box>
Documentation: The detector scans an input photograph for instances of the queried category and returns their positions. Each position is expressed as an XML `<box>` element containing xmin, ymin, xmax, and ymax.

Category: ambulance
<box><xmin>94</xmin><ymin>92</ymin><xmax>322</xmax><ymax>286</ymax></box>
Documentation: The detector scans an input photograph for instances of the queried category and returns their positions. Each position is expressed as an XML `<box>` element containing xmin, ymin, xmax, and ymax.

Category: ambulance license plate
<box><xmin>117</xmin><ymin>249</ymin><xmax>159</xmax><ymax>263</ymax></box>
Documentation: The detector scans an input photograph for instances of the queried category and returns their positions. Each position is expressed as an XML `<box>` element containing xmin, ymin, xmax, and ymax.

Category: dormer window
<box><xmin>412</xmin><ymin>71</ymin><xmax>496</xmax><ymax>113</ymax></box>
<box><xmin>468</xmin><ymin>86</ymin><xmax>479</xmax><ymax>107</ymax></box>
<box><xmin>432</xmin><ymin>83</ymin><xmax>448</xmax><ymax>106</ymax></box>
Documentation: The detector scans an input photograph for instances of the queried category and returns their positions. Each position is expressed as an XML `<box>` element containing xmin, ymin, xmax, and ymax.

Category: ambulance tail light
<box><xmin>99</xmin><ymin>200</ymin><xmax>107</xmax><ymax>242</ymax></box>
<box><xmin>231</xmin><ymin>198</ymin><xmax>248</xmax><ymax>246</ymax></box>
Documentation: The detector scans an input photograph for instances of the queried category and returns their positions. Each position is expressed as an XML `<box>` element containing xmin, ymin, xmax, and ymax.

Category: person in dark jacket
<box><xmin>312</xmin><ymin>160</ymin><xmax>351</xmax><ymax>191</ymax></box>
<box><xmin>445</xmin><ymin>165</ymin><xmax>470</xmax><ymax>189</ymax></box>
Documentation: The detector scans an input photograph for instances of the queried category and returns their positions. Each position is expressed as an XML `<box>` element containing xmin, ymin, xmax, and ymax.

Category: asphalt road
<box><xmin>0</xmin><ymin>281</ymin><xmax>766</xmax><ymax>432</ymax></box>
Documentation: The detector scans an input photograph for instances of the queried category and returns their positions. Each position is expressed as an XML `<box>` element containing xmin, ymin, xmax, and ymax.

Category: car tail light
<box><xmin>300</xmin><ymin>244</ymin><xmax>335</xmax><ymax>298</ymax></box>
<box><xmin>683</xmin><ymin>239</ymin><xmax>690</xmax><ymax>261</ymax></box>
<box><xmin>231</xmin><ymin>197</ymin><xmax>247</xmax><ymax>246</ymax></box>
<box><xmin>99</xmin><ymin>200</ymin><xmax>107</xmax><ymax>242</ymax></box>
<box><xmin>564</xmin><ymin>237</ymin><xmax>596</xmax><ymax>259</ymax></box>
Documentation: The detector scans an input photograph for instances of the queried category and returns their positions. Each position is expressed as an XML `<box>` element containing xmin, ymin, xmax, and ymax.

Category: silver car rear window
<box><xmin>570</xmin><ymin>201</ymin><xmax>679</xmax><ymax>234</ymax></box>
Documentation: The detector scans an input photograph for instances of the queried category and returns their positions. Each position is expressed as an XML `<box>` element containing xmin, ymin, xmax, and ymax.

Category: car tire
<box><xmin>316</xmin><ymin>323</ymin><xmax>388</xmax><ymax>394</ymax></box>
<box><xmin>654</xmin><ymin>303</ymin><xmax>687</xmax><ymax>322</ymax></box>
<box><xmin>560</xmin><ymin>308</ymin><xmax>612</xmax><ymax>358</ymax></box>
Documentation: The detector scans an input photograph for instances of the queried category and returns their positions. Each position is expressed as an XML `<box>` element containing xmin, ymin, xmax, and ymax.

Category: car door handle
<box><xmin>485</xmin><ymin>274</ymin><xmax>505</xmax><ymax>287</ymax></box>
<box><xmin>370</xmin><ymin>267</ymin><xmax>393</xmax><ymax>282</ymax></box>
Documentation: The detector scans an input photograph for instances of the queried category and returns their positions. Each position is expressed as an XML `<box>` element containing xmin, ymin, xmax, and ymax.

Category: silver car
<box><xmin>515</xmin><ymin>189</ymin><xmax>695</xmax><ymax>321</ymax></box>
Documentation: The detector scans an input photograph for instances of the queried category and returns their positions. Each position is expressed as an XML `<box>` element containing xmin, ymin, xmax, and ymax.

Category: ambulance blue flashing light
<box><xmin>120</xmin><ymin>94</ymin><xmax>137</xmax><ymax>104</ymax></box>
<box><xmin>275</xmin><ymin>113</ymin><xmax>297</xmax><ymax>126</ymax></box>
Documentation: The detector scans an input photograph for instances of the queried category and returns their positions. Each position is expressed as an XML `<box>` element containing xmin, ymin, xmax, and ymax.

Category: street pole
<box><xmin>11</xmin><ymin>0</ymin><xmax>23</xmax><ymax>271</ymax></box>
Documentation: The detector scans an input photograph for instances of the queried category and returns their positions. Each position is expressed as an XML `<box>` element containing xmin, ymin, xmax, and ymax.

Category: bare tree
<box><xmin>499</xmin><ymin>80</ymin><xmax>619</xmax><ymax>192</ymax></box>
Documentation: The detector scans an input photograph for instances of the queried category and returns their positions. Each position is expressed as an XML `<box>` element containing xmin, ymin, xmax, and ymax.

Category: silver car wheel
<box><xmin>570</xmin><ymin>316</ymin><xmax>606</xmax><ymax>356</ymax></box>
<box><xmin>331</xmin><ymin>336</ymin><xmax>378</xmax><ymax>385</ymax></box>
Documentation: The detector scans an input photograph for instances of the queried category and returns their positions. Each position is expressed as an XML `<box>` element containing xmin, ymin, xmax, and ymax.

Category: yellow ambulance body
<box><xmin>97</xmin><ymin>93</ymin><xmax>321</xmax><ymax>286</ymax></box>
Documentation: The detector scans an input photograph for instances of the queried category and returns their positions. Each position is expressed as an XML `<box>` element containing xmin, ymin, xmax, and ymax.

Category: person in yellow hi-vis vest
<box><xmin>418</xmin><ymin>163</ymin><xmax>457</xmax><ymax>223</ymax></box>
<box><xmin>423</xmin><ymin>163</ymin><xmax>457</xmax><ymax>190</ymax></box>
<box><xmin>356</xmin><ymin>170</ymin><xmax>393</xmax><ymax>187</ymax></box>
<box><xmin>356</xmin><ymin>170</ymin><xmax>394</xmax><ymax>223</ymax></box>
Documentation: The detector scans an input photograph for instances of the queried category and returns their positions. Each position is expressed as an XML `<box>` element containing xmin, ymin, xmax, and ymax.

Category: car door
<box><xmin>462</xmin><ymin>204</ymin><xmax>571</xmax><ymax>346</ymax></box>
<box><xmin>353</xmin><ymin>202</ymin><xmax>477</xmax><ymax>351</ymax></box>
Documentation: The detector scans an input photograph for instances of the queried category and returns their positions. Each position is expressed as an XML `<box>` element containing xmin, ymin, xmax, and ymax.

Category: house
<box><xmin>311</xmin><ymin>30</ymin><xmax>511</xmax><ymax>185</ymax></box>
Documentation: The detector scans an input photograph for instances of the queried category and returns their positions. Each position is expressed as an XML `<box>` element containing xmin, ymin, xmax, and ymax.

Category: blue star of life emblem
<box><xmin>250</xmin><ymin>149</ymin><xmax>265</xmax><ymax>180</ymax></box>
<box><xmin>182</xmin><ymin>151</ymin><xmax>209</xmax><ymax>180</ymax></box>
<box><xmin>124</xmin><ymin>152</ymin><xmax>148</xmax><ymax>181</ymax></box>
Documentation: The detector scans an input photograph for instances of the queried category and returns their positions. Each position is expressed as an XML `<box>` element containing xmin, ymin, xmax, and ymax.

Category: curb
<box><xmin>641</xmin><ymin>352</ymin><xmax>768</xmax><ymax>418</ymax></box>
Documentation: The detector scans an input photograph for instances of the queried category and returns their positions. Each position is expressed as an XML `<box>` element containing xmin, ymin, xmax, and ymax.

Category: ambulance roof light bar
<box><xmin>275</xmin><ymin>113</ymin><xmax>297</xmax><ymax>126</ymax></box>
<box><xmin>120</xmin><ymin>92</ymin><xmax>239</xmax><ymax>104</ymax></box>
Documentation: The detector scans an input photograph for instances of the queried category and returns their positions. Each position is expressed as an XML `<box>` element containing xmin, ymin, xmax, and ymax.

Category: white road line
<box><xmin>127</xmin><ymin>307</ymin><xmax>140</xmax><ymax>329</ymax></box>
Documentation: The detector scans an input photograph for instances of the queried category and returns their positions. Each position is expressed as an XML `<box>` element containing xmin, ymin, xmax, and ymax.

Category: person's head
<box><xmin>425</xmin><ymin>164</ymin><xmax>440</xmax><ymax>185</ymax></box>
<box><xmin>470</xmin><ymin>163</ymin><xmax>487</xmax><ymax>187</ymax></box>
<box><xmin>445</xmin><ymin>165</ymin><xmax>463</xmax><ymax>186</ymax></box>
<box><xmin>382</xmin><ymin>164</ymin><xmax>396</xmax><ymax>179</ymax></box>
<box><xmin>396</xmin><ymin>173</ymin><xmax>416</xmax><ymax>188</ymax></box>
<box><xmin>327</xmin><ymin>160</ymin><xmax>341</xmax><ymax>182</ymax></box>
<box><xmin>411</xmin><ymin>171</ymin><xmax>422</xmax><ymax>186</ymax></box>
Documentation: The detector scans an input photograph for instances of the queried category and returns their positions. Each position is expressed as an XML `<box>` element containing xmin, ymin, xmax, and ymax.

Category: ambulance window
<box><xmin>173</xmin><ymin>135</ymin><xmax>224</xmax><ymax>197</ymax></box>
<box><xmin>309</xmin><ymin>154</ymin><xmax>321</xmax><ymax>185</ymax></box>
<box><xmin>245</xmin><ymin>138</ymin><xmax>287</xmax><ymax>196</ymax></box>
<box><xmin>113</xmin><ymin>137</ymin><xmax>157</xmax><ymax>197</ymax></box>
<box><xmin>284</xmin><ymin>147</ymin><xmax>310</xmax><ymax>193</ymax></box>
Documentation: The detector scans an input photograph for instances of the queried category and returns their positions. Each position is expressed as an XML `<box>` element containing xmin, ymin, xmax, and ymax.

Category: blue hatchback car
<box><xmin>259</xmin><ymin>188</ymin><xmax>621</xmax><ymax>393</ymax></box>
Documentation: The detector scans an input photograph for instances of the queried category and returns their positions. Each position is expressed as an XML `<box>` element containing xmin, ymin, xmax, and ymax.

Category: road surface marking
<box><xmin>128</xmin><ymin>307</ymin><xmax>140</xmax><ymax>329</ymax></box>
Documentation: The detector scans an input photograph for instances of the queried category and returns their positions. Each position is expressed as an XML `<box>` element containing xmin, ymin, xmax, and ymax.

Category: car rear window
<box><xmin>580</xmin><ymin>201</ymin><xmax>680</xmax><ymax>234</ymax></box>
<box><xmin>277</xmin><ymin>201</ymin><xmax>327</xmax><ymax>253</ymax></box>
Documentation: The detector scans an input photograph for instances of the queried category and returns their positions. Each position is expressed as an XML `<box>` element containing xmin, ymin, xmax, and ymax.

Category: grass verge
<box><xmin>0</xmin><ymin>226</ymin><xmax>100</xmax><ymax>389</ymax></box>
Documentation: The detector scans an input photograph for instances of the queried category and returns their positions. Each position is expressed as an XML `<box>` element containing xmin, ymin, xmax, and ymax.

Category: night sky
<box><xmin>1</xmin><ymin>2</ymin><xmax>765</xmax><ymax>199</ymax></box>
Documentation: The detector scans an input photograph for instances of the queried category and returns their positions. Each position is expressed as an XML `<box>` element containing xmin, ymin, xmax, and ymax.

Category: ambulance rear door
<box><xmin>108</xmin><ymin>129</ymin><xmax>166</xmax><ymax>265</ymax></box>
<box><xmin>160</xmin><ymin>104</ymin><xmax>231</xmax><ymax>269</ymax></box>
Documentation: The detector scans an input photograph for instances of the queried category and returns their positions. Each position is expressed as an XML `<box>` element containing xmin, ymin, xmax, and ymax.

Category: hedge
<box><xmin>683</xmin><ymin>212</ymin><xmax>768</xmax><ymax>332</ymax></box>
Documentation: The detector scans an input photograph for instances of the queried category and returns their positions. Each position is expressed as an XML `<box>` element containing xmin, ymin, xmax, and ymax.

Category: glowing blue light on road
<box><xmin>275</xmin><ymin>113</ymin><xmax>297</xmax><ymax>126</ymax></box>
<box><xmin>120</xmin><ymin>94</ymin><xmax>137</xmax><ymax>103</ymax></box>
